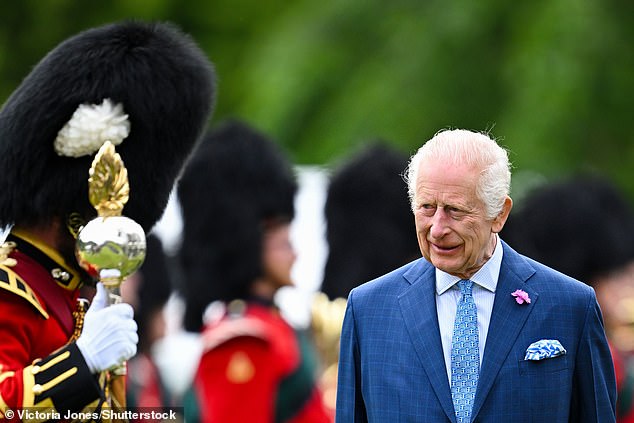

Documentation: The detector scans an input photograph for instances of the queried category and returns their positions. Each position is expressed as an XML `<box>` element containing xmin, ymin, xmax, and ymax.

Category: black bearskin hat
<box><xmin>321</xmin><ymin>143</ymin><xmax>419</xmax><ymax>300</ymax></box>
<box><xmin>177</xmin><ymin>120</ymin><xmax>297</xmax><ymax>331</ymax></box>
<box><xmin>501</xmin><ymin>174</ymin><xmax>634</xmax><ymax>285</ymax></box>
<box><xmin>0</xmin><ymin>20</ymin><xmax>215</xmax><ymax>232</ymax></box>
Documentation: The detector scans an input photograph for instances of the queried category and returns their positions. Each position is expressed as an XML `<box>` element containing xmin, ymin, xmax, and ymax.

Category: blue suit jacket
<box><xmin>336</xmin><ymin>241</ymin><xmax>616</xmax><ymax>422</ymax></box>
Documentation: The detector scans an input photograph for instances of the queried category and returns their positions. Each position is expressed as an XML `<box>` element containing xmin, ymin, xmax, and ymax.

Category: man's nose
<box><xmin>429</xmin><ymin>208</ymin><xmax>450</xmax><ymax>239</ymax></box>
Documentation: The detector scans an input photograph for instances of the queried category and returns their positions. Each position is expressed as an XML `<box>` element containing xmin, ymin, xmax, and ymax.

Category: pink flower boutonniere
<box><xmin>511</xmin><ymin>289</ymin><xmax>531</xmax><ymax>305</ymax></box>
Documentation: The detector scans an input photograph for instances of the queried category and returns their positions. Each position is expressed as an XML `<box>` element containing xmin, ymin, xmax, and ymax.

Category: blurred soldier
<box><xmin>122</xmin><ymin>234</ymin><xmax>175</xmax><ymax>413</ymax></box>
<box><xmin>178</xmin><ymin>120</ymin><xmax>332</xmax><ymax>423</ymax></box>
<box><xmin>0</xmin><ymin>21</ymin><xmax>215</xmax><ymax>417</ymax></box>
<box><xmin>312</xmin><ymin>143</ymin><xmax>420</xmax><ymax>411</ymax></box>
<box><xmin>501</xmin><ymin>174</ymin><xmax>634</xmax><ymax>422</ymax></box>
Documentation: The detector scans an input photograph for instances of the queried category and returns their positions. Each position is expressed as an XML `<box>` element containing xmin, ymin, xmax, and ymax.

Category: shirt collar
<box><xmin>436</xmin><ymin>235</ymin><xmax>504</xmax><ymax>295</ymax></box>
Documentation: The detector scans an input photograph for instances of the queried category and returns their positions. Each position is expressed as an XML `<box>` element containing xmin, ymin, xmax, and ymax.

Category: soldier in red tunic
<box><xmin>178</xmin><ymin>120</ymin><xmax>333</xmax><ymax>423</ymax></box>
<box><xmin>0</xmin><ymin>21</ymin><xmax>215</xmax><ymax>418</ymax></box>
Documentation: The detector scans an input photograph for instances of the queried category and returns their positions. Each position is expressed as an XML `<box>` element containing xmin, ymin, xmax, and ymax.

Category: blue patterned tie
<box><xmin>451</xmin><ymin>279</ymin><xmax>479</xmax><ymax>423</ymax></box>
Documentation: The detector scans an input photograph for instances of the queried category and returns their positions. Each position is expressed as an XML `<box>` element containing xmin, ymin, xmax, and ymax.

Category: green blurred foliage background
<box><xmin>1</xmin><ymin>0</ymin><xmax>633</xmax><ymax>204</ymax></box>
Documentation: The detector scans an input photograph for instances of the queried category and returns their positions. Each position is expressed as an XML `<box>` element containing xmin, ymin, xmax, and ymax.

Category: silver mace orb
<box><xmin>75</xmin><ymin>215</ymin><xmax>146</xmax><ymax>304</ymax></box>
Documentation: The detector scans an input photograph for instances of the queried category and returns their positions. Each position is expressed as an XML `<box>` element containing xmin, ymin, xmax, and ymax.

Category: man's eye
<box><xmin>418</xmin><ymin>204</ymin><xmax>436</xmax><ymax>215</ymax></box>
<box><xmin>447</xmin><ymin>207</ymin><xmax>466</xmax><ymax>218</ymax></box>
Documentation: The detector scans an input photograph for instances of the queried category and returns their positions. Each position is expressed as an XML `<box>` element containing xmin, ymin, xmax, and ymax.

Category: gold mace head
<box><xmin>75</xmin><ymin>141</ymin><xmax>146</xmax><ymax>287</ymax></box>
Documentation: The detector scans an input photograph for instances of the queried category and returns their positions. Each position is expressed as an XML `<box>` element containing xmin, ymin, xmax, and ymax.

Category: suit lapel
<box><xmin>471</xmin><ymin>242</ymin><xmax>538</xmax><ymax>419</ymax></box>
<box><xmin>399</xmin><ymin>260</ymin><xmax>457</xmax><ymax>423</ymax></box>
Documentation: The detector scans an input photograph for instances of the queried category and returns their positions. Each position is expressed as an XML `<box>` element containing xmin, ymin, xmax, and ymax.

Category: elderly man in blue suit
<box><xmin>335</xmin><ymin>129</ymin><xmax>616</xmax><ymax>422</ymax></box>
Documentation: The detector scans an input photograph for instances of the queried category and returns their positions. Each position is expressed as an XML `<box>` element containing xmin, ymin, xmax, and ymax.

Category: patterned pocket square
<box><xmin>524</xmin><ymin>339</ymin><xmax>567</xmax><ymax>361</ymax></box>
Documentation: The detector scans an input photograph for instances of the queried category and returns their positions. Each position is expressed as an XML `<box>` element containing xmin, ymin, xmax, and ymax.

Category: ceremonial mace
<box><xmin>75</xmin><ymin>140</ymin><xmax>146</xmax><ymax>409</ymax></box>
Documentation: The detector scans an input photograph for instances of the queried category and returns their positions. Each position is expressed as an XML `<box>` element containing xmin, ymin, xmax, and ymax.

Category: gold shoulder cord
<box><xmin>69</xmin><ymin>299</ymin><xmax>89</xmax><ymax>343</ymax></box>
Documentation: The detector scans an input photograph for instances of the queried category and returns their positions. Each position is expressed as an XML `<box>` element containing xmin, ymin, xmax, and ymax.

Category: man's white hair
<box><xmin>404</xmin><ymin>129</ymin><xmax>511</xmax><ymax>220</ymax></box>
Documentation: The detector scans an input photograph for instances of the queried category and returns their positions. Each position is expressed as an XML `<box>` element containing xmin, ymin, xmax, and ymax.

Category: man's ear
<box><xmin>492</xmin><ymin>196</ymin><xmax>513</xmax><ymax>233</ymax></box>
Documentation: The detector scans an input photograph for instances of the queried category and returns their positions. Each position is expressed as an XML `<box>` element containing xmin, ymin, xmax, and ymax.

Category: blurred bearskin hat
<box><xmin>321</xmin><ymin>143</ymin><xmax>419</xmax><ymax>300</ymax></box>
<box><xmin>178</xmin><ymin>119</ymin><xmax>297</xmax><ymax>331</ymax></box>
<box><xmin>0</xmin><ymin>20</ymin><xmax>216</xmax><ymax>233</ymax></box>
<box><xmin>501</xmin><ymin>173</ymin><xmax>634</xmax><ymax>284</ymax></box>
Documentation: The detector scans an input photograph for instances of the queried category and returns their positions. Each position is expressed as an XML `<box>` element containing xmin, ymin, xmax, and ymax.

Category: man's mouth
<box><xmin>431</xmin><ymin>243</ymin><xmax>460</xmax><ymax>253</ymax></box>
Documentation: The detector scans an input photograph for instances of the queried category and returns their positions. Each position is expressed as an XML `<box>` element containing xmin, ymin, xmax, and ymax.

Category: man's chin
<box><xmin>429</xmin><ymin>257</ymin><xmax>462</xmax><ymax>276</ymax></box>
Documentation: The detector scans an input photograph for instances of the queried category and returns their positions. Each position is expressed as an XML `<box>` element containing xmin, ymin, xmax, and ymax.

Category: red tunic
<box><xmin>0</xmin><ymin>231</ymin><xmax>101</xmax><ymax>419</ymax></box>
<box><xmin>190</xmin><ymin>302</ymin><xmax>333</xmax><ymax>423</ymax></box>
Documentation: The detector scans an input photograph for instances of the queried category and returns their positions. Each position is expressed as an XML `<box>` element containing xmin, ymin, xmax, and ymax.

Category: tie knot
<box><xmin>458</xmin><ymin>279</ymin><xmax>473</xmax><ymax>296</ymax></box>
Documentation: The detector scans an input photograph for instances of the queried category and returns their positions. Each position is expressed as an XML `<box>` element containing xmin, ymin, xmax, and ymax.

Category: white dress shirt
<box><xmin>435</xmin><ymin>235</ymin><xmax>503</xmax><ymax>384</ymax></box>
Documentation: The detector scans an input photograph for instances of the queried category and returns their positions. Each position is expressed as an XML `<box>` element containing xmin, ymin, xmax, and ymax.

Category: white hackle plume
<box><xmin>54</xmin><ymin>99</ymin><xmax>130</xmax><ymax>158</ymax></box>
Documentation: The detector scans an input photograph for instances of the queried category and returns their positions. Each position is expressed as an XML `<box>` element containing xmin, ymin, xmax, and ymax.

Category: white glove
<box><xmin>76</xmin><ymin>283</ymin><xmax>138</xmax><ymax>373</ymax></box>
